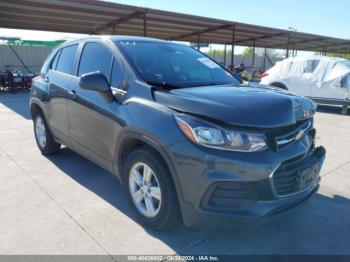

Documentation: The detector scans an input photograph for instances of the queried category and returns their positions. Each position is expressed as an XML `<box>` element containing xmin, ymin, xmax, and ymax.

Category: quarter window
<box><xmin>78</xmin><ymin>42</ymin><xmax>113</xmax><ymax>80</ymax></box>
<box><xmin>56</xmin><ymin>45</ymin><xmax>78</xmax><ymax>75</ymax></box>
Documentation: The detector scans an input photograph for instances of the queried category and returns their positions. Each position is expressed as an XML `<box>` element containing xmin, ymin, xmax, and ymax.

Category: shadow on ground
<box><xmin>0</xmin><ymin>90</ymin><xmax>31</xmax><ymax>119</ymax></box>
<box><xmin>46</xmin><ymin>148</ymin><xmax>350</xmax><ymax>255</ymax></box>
<box><xmin>317</xmin><ymin>104</ymin><xmax>350</xmax><ymax>116</ymax></box>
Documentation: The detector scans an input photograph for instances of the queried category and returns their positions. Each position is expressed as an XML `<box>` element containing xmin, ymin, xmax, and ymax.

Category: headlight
<box><xmin>175</xmin><ymin>114</ymin><xmax>267</xmax><ymax>152</ymax></box>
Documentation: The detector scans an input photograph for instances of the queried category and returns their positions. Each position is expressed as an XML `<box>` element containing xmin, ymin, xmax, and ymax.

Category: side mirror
<box><xmin>79</xmin><ymin>71</ymin><xmax>114</xmax><ymax>102</ymax></box>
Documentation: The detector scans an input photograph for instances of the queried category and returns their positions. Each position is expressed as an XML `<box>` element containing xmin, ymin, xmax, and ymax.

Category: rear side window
<box><xmin>304</xmin><ymin>60</ymin><xmax>319</xmax><ymax>73</ymax></box>
<box><xmin>78</xmin><ymin>42</ymin><xmax>113</xmax><ymax>79</ymax></box>
<box><xmin>56</xmin><ymin>44</ymin><xmax>78</xmax><ymax>75</ymax></box>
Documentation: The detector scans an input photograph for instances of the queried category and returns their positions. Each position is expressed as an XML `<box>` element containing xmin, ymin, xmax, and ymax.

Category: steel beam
<box><xmin>172</xmin><ymin>24</ymin><xmax>231</xmax><ymax>40</ymax></box>
<box><xmin>231</xmin><ymin>25</ymin><xmax>235</xmax><ymax>68</ymax></box>
<box><xmin>300</xmin><ymin>39</ymin><xmax>350</xmax><ymax>51</ymax></box>
<box><xmin>233</xmin><ymin>32</ymin><xmax>287</xmax><ymax>45</ymax></box>
<box><xmin>0</xmin><ymin>0</ymin><xmax>143</xmax><ymax>20</ymax></box>
<box><xmin>94</xmin><ymin>11</ymin><xmax>144</xmax><ymax>33</ymax></box>
<box><xmin>269</xmin><ymin>37</ymin><xmax>326</xmax><ymax>49</ymax></box>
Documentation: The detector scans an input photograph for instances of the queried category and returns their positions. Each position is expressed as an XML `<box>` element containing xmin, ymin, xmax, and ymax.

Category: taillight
<box><xmin>259</xmin><ymin>72</ymin><xmax>269</xmax><ymax>78</ymax></box>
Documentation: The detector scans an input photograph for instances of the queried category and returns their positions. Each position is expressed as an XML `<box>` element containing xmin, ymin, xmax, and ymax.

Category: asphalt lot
<box><xmin>0</xmin><ymin>90</ymin><xmax>350</xmax><ymax>256</ymax></box>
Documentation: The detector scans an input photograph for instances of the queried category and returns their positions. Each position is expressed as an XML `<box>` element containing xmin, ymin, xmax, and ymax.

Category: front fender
<box><xmin>113</xmin><ymin>129</ymin><xmax>187</xmax><ymax>215</ymax></box>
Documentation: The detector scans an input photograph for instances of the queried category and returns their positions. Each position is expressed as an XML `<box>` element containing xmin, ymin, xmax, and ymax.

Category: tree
<box><xmin>323</xmin><ymin>52</ymin><xmax>350</xmax><ymax>60</ymax></box>
<box><xmin>242</xmin><ymin>47</ymin><xmax>254</xmax><ymax>57</ymax></box>
<box><xmin>207</xmin><ymin>49</ymin><xmax>230</xmax><ymax>56</ymax></box>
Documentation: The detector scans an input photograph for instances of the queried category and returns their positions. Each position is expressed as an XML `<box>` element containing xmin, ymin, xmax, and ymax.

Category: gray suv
<box><xmin>30</xmin><ymin>36</ymin><xmax>326</xmax><ymax>230</ymax></box>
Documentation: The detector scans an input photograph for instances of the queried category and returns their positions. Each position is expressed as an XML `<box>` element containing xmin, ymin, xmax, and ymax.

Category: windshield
<box><xmin>115</xmin><ymin>40</ymin><xmax>239</xmax><ymax>88</ymax></box>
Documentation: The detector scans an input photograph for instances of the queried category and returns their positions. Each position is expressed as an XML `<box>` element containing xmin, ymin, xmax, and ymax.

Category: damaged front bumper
<box><xmin>167</xmin><ymin>135</ymin><xmax>326</xmax><ymax>228</ymax></box>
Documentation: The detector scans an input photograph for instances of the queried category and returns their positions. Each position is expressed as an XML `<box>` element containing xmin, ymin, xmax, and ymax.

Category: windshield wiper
<box><xmin>145</xmin><ymin>81</ymin><xmax>180</xmax><ymax>89</ymax></box>
<box><xmin>188</xmin><ymin>82</ymin><xmax>217</xmax><ymax>87</ymax></box>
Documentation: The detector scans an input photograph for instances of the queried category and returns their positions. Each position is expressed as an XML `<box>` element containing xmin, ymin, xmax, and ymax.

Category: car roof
<box><xmin>57</xmin><ymin>35</ymin><xmax>179</xmax><ymax>48</ymax></box>
<box><xmin>282</xmin><ymin>55</ymin><xmax>348</xmax><ymax>64</ymax></box>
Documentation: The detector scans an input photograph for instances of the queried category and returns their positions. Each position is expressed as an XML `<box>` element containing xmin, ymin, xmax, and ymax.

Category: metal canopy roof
<box><xmin>0</xmin><ymin>0</ymin><xmax>349</xmax><ymax>53</ymax></box>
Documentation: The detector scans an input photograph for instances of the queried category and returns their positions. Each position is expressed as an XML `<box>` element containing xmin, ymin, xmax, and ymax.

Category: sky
<box><xmin>107</xmin><ymin>0</ymin><xmax>350</xmax><ymax>39</ymax></box>
<box><xmin>0</xmin><ymin>0</ymin><xmax>349</xmax><ymax>54</ymax></box>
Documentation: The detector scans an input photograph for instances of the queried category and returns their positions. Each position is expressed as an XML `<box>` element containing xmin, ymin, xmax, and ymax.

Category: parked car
<box><xmin>30</xmin><ymin>36</ymin><xmax>326</xmax><ymax>230</ymax></box>
<box><xmin>260</xmin><ymin>56</ymin><xmax>350</xmax><ymax>112</ymax></box>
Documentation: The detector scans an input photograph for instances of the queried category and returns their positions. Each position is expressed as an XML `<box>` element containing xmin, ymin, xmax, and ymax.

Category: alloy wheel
<box><xmin>128</xmin><ymin>162</ymin><xmax>162</xmax><ymax>218</ymax></box>
<box><xmin>35</xmin><ymin>116</ymin><xmax>47</xmax><ymax>148</ymax></box>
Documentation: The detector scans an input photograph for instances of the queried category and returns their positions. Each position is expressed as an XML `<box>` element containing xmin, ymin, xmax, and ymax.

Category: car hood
<box><xmin>153</xmin><ymin>84</ymin><xmax>316</xmax><ymax>128</ymax></box>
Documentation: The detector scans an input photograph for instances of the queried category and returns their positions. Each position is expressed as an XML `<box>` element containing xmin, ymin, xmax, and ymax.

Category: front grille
<box><xmin>267</xmin><ymin>119</ymin><xmax>313</xmax><ymax>151</ymax></box>
<box><xmin>272</xmin><ymin>150</ymin><xmax>322</xmax><ymax>196</ymax></box>
<box><xmin>201</xmin><ymin>182</ymin><xmax>257</xmax><ymax>211</ymax></box>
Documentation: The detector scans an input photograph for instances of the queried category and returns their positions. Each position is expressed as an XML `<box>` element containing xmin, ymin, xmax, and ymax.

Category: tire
<box><xmin>33</xmin><ymin>111</ymin><xmax>61</xmax><ymax>155</ymax></box>
<box><xmin>123</xmin><ymin>146</ymin><xmax>181</xmax><ymax>230</ymax></box>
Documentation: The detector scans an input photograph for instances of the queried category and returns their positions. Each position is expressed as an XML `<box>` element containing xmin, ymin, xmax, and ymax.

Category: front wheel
<box><xmin>123</xmin><ymin>147</ymin><xmax>181</xmax><ymax>230</ymax></box>
<box><xmin>33</xmin><ymin>112</ymin><xmax>61</xmax><ymax>155</ymax></box>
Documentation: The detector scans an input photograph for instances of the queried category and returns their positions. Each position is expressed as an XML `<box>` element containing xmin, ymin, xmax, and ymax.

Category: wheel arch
<box><xmin>30</xmin><ymin>99</ymin><xmax>57</xmax><ymax>143</ymax></box>
<box><xmin>30</xmin><ymin>102</ymin><xmax>43</xmax><ymax>119</ymax></box>
<box><xmin>114</xmin><ymin>131</ymin><xmax>186</xmax><ymax>214</ymax></box>
<box><xmin>270</xmin><ymin>82</ymin><xmax>288</xmax><ymax>90</ymax></box>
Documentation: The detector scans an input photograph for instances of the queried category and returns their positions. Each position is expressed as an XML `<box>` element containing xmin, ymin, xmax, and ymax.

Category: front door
<box><xmin>67</xmin><ymin>41</ymin><xmax>122</xmax><ymax>163</ymax></box>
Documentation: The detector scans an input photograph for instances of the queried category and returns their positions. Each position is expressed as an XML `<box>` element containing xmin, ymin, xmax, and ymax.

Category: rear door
<box><xmin>46</xmin><ymin>44</ymin><xmax>78</xmax><ymax>143</ymax></box>
<box><xmin>67</xmin><ymin>41</ymin><xmax>122</xmax><ymax>164</ymax></box>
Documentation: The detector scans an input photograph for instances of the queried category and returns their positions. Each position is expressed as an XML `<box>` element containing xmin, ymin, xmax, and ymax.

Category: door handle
<box><xmin>44</xmin><ymin>77</ymin><xmax>50</xmax><ymax>83</ymax></box>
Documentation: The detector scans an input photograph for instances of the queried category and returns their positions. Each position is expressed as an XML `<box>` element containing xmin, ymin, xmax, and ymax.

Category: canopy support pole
<box><xmin>224</xmin><ymin>44</ymin><xmax>227</xmax><ymax>66</ymax></box>
<box><xmin>231</xmin><ymin>25</ymin><xmax>235</xmax><ymax>69</ymax></box>
<box><xmin>263</xmin><ymin>48</ymin><xmax>267</xmax><ymax>71</ymax></box>
<box><xmin>286</xmin><ymin>34</ymin><xmax>290</xmax><ymax>58</ymax></box>
<box><xmin>252</xmin><ymin>40</ymin><xmax>256</xmax><ymax>65</ymax></box>
<box><xmin>143</xmin><ymin>11</ymin><xmax>147</xmax><ymax>36</ymax></box>
<box><xmin>197</xmin><ymin>33</ymin><xmax>200</xmax><ymax>50</ymax></box>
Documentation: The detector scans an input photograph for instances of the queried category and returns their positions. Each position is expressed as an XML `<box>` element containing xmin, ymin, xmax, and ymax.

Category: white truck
<box><xmin>260</xmin><ymin>56</ymin><xmax>350</xmax><ymax>113</ymax></box>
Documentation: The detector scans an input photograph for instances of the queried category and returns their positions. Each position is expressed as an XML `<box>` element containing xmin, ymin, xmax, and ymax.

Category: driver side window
<box><xmin>78</xmin><ymin>42</ymin><xmax>113</xmax><ymax>80</ymax></box>
<box><xmin>111</xmin><ymin>58</ymin><xmax>123</xmax><ymax>88</ymax></box>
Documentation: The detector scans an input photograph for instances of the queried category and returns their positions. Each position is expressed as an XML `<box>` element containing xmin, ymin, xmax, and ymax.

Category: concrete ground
<box><xmin>0</xmin><ymin>90</ymin><xmax>350</xmax><ymax>256</ymax></box>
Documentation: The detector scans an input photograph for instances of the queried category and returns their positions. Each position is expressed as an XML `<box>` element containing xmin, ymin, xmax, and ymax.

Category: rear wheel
<box><xmin>34</xmin><ymin>112</ymin><xmax>61</xmax><ymax>155</ymax></box>
<box><xmin>123</xmin><ymin>147</ymin><xmax>181</xmax><ymax>230</ymax></box>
